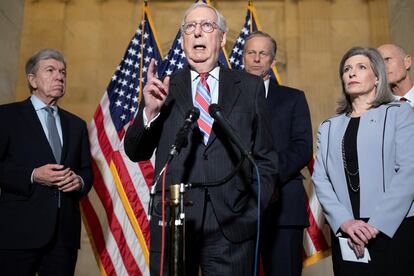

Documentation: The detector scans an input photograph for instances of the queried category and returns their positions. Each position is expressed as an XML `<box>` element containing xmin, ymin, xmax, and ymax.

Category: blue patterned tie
<box><xmin>194</xmin><ymin>73</ymin><xmax>213</xmax><ymax>145</ymax></box>
<box><xmin>44</xmin><ymin>107</ymin><xmax>62</xmax><ymax>163</ymax></box>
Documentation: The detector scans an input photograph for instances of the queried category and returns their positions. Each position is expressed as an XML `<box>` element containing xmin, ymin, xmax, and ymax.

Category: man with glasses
<box><xmin>243</xmin><ymin>31</ymin><xmax>313</xmax><ymax>276</ymax></box>
<box><xmin>124</xmin><ymin>3</ymin><xmax>277</xmax><ymax>275</ymax></box>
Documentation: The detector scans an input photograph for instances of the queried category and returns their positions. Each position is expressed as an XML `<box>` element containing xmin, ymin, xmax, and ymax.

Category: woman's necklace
<box><xmin>341</xmin><ymin>135</ymin><xmax>360</xmax><ymax>192</ymax></box>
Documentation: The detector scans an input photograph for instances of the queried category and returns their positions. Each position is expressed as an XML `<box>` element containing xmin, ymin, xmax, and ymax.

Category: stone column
<box><xmin>388</xmin><ymin>0</ymin><xmax>414</xmax><ymax>80</ymax></box>
<box><xmin>0</xmin><ymin>0</ymin><xmax>24</xmax><ymax>104</ymax></box>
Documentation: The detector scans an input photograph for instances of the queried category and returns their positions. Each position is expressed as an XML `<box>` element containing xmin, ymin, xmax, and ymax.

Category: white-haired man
<box><xmin>124</xmin><ymin>3</ymin><xmax>277</xmax><ymax>275</ymax></box>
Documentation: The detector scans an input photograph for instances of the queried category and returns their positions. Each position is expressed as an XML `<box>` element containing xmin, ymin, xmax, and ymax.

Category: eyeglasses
<box><xmin>181</xmin><ymin>20</ymin><xmax>218</xmax><ymax>35</ymax></box>
<box><xmin>245</xmin><ymin>50</ymin><xmax>273</xmax><ymax>59</ymax></box>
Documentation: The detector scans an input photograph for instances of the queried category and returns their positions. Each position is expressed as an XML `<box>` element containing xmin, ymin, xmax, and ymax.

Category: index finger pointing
<box><xmin>147</xmin><ymin>59</ymin><xmax>157</xmax><ymax>80</ymax></box>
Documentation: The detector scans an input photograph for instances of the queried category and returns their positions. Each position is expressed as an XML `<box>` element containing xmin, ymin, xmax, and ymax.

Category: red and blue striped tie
<box><xmin>195</xmin><ymin>73</ymin><xmax>213</xmax><ymax>145</ymax></box>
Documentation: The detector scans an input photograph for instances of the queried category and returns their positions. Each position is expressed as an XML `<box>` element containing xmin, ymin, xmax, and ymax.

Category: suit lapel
<box><xmin>207</xmin><ymin>67</ymin><xmax>242</xmax><ymax>147</ymax></box>
<box><xmin>58</xmin><ymin>108</ymin><xmax>69</xmax><ymax>164</ymax></box>
<box><xmin>218</xmin><ymin>67</ymin><xmax>242</xmax><ymax>118</ymax></box>
<box><xmin>170</xmin><ymin>68</ymin><xmax>193</xmax><ymax>117</ymax></box>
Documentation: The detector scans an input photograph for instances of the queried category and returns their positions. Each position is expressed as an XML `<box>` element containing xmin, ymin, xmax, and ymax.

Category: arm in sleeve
<box><xmin>369</xmin><ymin>103</ymin><xmax>414</xmax><ymax>237</ymax></box>
<box><xmin>75</xmin><ymin>121</ymin><xmax>93</xmax><ymax>197</ymax></box>
<box><xmin>0</xmin><ymin>109</ymin><xmax>34</xmax><ymax>197</ymax></box>
<box><xmin>124</xmin><ymin>101</ymin><xmax>163</xmax><ymax>162</ymax></box>
<box><xmin>312</xmin><ymin>121</ymin><xmax>354</xmax><ymax>234</ymax></box>
<box><xmin>278</xmin><ymin>92</ymin><xmax>313</xmax><ymax>184</ymax></box>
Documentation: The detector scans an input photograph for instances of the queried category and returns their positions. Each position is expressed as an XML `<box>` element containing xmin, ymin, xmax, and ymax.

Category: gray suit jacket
<box><xmin>312</xmin><ymin>102</ymin><xmax>414</xmax><ymax>238</ymax></box>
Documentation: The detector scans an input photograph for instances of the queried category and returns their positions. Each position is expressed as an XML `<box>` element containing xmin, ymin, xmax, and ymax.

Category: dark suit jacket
<box><xmin>124</xmin><ymin>66</ymin><xmax>278</xmax><ymax>242</ymax></box>
<box><xmin>266</xmin><ymin>82</ymin><xmax>312</xmax><ymax>226</ymax></box>
<box><xmin>0</xmin><ymin>98</ymin><xmax>93</xmax><ymax>249</ymax></box>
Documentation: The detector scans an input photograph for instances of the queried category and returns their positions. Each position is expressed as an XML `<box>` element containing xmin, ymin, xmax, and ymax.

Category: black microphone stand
<box><xmin>147</xmin><ymin>108</ymin><xmax>199</xmax><ymax>276</ymax></box>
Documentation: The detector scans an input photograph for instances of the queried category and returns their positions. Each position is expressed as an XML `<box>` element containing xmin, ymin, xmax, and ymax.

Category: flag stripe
<box><xmin>111</xmin><ymin>153</ymin><xmax>151</xmax><ymax>252</ymax></box>
<box><xmin>138</xmin><ymin>160</ymin><xmax>155</xmax><ymax>189</ymax></box>
<box><xmin>83</xmin><ymin>164</ymin><xmax>130</xmax><ymax>276</ymax></box>
<box><xmin>90</xmin><ymin>152</ymin><xmax>142</xmax><ymax>275</ymax></box>
<box><xmin>96</xmin><ymin>95</ymin><xmax>152</xmax><ymax>249</ymax></box>
<box><xmin>89</xmin><ymin>116</ymin><xmax>148</xmax><ymax>275</ymax></box>
<box><xmin>306</xmin><ymin>198</ymin><xmax>330</xmax><ymax>251</ymax></box>
<box><xmin>81</xmin><ymin>196</ymin><xmax>114</xmax><ymax>276</ymax></box>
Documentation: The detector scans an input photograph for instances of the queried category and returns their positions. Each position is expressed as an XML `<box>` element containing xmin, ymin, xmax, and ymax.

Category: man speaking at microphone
<box><xmin>124</xmin><ymin>2</ymin><xmax>277</xmax><ymax>275</ymax></box>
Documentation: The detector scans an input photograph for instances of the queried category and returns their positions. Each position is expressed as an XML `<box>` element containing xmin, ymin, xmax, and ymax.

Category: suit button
<box><xmin>203</xmin><ymin>154</ymin><xmax>208</xmax><ymax>160</ymax></box>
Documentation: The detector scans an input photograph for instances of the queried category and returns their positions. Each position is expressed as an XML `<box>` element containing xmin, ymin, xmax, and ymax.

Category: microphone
<box><xmin>208</xmin><ymin>104</ymin><xmax>255</xmax><ymax>164</ymax></box>
<box><xmin>169</xmin><ymin>107</ymin><xmax>200</xmax><ymax>157</ymax></box>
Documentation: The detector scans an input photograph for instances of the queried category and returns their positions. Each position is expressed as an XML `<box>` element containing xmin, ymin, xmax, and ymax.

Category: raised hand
<box><xmin>143</xmin><ymin>58</ymin><xmax>170</xmax><ymax>121</ymax></box>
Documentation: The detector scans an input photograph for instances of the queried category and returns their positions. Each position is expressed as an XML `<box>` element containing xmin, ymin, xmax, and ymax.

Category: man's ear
<box><xmin>27</xmin><ymin>74</ymin><xmax>37</xmax><ymax>90</ymax></box>
<box><xmin>220</xmin><ymin>32</ymin><xmax>227</xmax><ymax>48</ymax></box>
<box><xmin>271</xmin><ymin>58</ymin><xmax>276</xmax><ymax>69</ymax></box>
<box><xmin>404</xmin><ymin>54</ymin><xmax>412</xmax><ymax>71</ymax></box>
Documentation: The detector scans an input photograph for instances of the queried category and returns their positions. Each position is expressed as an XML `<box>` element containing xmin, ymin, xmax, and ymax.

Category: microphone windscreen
<box><xmin>208</xmin><ymin>104</ymin><xmax>221</xmax><ymax>117</ymax></box>
<box><xmin>187</xmin><ymin>107</ymin><xmax>200</xmax><ymax>122</ymax></box>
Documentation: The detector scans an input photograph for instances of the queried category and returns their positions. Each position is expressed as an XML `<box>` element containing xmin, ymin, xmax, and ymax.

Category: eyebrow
<box><xmin>44</xmin><ymin>65</ymin><xmax>66</xmax><ymax>70</ymax></box>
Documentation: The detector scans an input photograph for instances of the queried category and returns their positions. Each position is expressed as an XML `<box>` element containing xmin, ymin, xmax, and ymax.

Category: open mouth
<box><xmin>194</xmin><ymin>44</ymin><xmax>206</xmax><ymax>50</ymax></box>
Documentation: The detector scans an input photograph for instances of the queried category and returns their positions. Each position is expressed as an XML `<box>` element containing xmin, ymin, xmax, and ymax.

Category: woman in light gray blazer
<box><xmin>312</xmin><ymin>47</ymin><xmax>414</xmax><ymax>275</ymax></box>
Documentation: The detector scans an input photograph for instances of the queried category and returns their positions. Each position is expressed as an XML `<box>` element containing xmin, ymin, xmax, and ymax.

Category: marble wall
<box><xmin>388</xmin><ymin>0</ymin><xmax>414</xmax><ymax>80</ymax></box>
<box><xmin>0</xmin><ymin>0</ymin><xmax>24</xmax><ymax>104</ymax></box>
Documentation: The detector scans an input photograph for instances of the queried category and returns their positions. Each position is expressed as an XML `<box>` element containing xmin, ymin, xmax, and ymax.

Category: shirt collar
<box><xmin>30</xmin><ymin>95</ymin><xmax>58</xmax><ymax>112</ymax></box>
<box><xmin>264</xmin><ymin>79</ymin><xmax>270</xmax><ymax>98</ymax></box>
<box><xmin>394</xmin><ymin>84</ymin><xmax>414</xmax><ymax>104</ymax></box>
<box><xmin>191</xmin><ymin>66</ymin><xmax>220</xmax><ymax>82</ymax></box>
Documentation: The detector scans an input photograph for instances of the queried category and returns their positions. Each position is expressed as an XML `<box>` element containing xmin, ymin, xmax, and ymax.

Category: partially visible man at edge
<box><xmin>243</xmin><ymin>31</ymin><xmax>313</xmax><ymax>276</ymax></box>
<box><xmin>0</xmin><ymin>48</ymin><xmax>93</xmax><ymax>276</ymax></box>
<box><xmin>124</xmin><ymin>3</ymin><xmax>278</xmax><ymax>275</ymax></box>
<box><xmin>378</xmin><ymin>44</ymin><xmax>414</xmax><ymax>107</ymax></box>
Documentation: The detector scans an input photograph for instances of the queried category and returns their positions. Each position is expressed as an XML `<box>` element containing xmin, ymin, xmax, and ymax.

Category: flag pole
<box><xmin>138</xmin><ymin>2</ymin><xmax>146</xmax><ymax>103</ymax></box>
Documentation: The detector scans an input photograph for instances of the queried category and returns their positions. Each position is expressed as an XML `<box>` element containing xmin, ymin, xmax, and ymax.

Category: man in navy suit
<box><xmin>0</xmin><ymin>48</ymin><xmax>93</xmax><ymax>276</ymax></box>
<box><xmin>243</xmin><ymin>31</ymin><xmax>313</xmax><ymax>276</ymax></box>
<box><xmin>124</xmin><ymin>3</ymin><xmax>277</xmax><ymax>275</ymax></box>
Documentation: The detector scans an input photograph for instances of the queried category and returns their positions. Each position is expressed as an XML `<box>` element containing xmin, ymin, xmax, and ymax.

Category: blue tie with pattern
<box><xmin>44</xmin><ymin>106</ymin><xmax>62</xmax><ymax>163</ymax></box>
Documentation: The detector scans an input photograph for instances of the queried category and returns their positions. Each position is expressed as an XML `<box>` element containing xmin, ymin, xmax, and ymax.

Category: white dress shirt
<box><xmin>394</xmin><ymin>84</ymin><xmax>414</xmax><ymax>107</ymax></box>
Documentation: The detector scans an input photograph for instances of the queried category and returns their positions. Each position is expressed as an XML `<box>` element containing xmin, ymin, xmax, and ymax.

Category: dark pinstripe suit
<box><xmin>124</xmin><ymin>66</ymin><xmax>278</xmax><ymax>275</ymax></box>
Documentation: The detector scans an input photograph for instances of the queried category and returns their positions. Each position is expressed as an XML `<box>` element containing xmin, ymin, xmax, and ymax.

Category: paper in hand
<box><xmin>338</xmin><ymin>237</ymin><xmax>371</xmax><ymax>263</ymax></box>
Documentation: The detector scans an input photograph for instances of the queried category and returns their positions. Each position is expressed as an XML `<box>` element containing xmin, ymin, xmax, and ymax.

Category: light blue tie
<box><xmin>44</xmin><ymin>107</ymin><xmax>62</xmax><ymax>163</ymax></box>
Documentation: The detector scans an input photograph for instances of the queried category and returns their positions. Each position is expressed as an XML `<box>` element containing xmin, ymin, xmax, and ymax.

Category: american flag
<box><xmin>158</xmin><ymin>31</ymin><xmax>187</xmax><ymax>77</ymax></box>
<box><xmin>230</xmin><ymin>0</ymin><xmax>331</xmax><ymax>269</ymax></box>
<box><xmin>80</xmin><ymin>3</ymin><xmax>161</xmax><ymax>275</ymax></box>
<box><xmin>229</xmin><ymin>1</ymin><xmax>281</xmax><ymax>84</ymax></box>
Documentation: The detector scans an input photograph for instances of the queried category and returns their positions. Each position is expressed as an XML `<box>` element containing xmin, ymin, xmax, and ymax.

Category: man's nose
<box><xmin>55</xmin><ymin>71</ymin><xmax>65</xmax><ymax>81</ymax></box>
<box><xmin>194</xmin><ymin>24</ymin><xmax>202</xmax><ymax>36</ymax></box>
